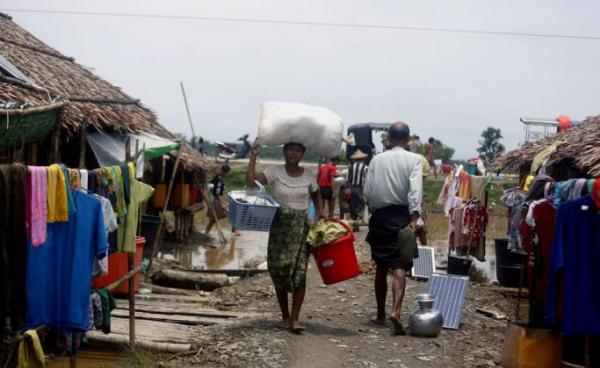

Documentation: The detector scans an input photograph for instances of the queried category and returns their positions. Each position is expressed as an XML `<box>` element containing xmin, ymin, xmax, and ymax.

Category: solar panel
<box><xmin>426</xmin><ymin>273</ymin><xmax>469</xmax><ymax>330</ymax></box>
<box><xmin>411</xmin><ymin>246</ymin><xmax>436</xmax><ymax>279</ymax></box>
<box><xmin>0</xmin><ymin>55</ymin><xmax>33</xmax><ymax>84</ymax></box>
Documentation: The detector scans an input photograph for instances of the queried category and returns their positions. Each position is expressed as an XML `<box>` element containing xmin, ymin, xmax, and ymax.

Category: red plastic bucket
<box><xmin>311</xmin><ymin>219</ymin><xmax>360</xmax><ymax>285</ymax></box>
<box><xmin>93</xmin><ymin>237</ymin><xmax>145</xmax><ymax>296</ymax></box>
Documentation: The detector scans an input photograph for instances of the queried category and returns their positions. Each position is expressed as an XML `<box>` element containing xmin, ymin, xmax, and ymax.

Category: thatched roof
<box><xmin>0</xmin><ymin>12</ymin><xmax>215</xmax><ymax>172</ymax></box>
<box><xmin>491</xmin><ymin>115</ymin><xmax>600</xmax><ymax>176</ymax></box>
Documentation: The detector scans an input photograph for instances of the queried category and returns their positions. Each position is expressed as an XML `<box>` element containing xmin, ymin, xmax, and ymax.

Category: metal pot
<box><xmin>409</xmin><ymin>293</ymin><xmax>444</xmax><ymax>337</ymax></box>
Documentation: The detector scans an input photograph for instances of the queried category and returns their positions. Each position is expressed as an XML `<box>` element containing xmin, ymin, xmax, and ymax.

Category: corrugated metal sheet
<box><xmin>426</xmin><ymin>273</ymin><xmax>469</xmax><ymax>330</ymax></box>
<box><xmin>412</xmin><ymin>246</ymin><xmax>436</xmax><ymax>279</ymax></box>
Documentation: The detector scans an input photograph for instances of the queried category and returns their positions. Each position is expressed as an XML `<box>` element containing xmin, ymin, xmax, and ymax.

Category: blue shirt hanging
<box><xmin>26</xmin><ymin>190</ymin><xmax>108</xmax><ymax>331</ymax></box>
<box><xmin>545</xmin><ymin>195</ymin><xmax>600</xmax><ymax>335</ymax></box>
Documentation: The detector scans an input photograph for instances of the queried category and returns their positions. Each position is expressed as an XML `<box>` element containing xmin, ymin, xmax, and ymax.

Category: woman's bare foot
<box><xmin>389</xmin><ymin>314</ymin><xmax>406</xmax><ymax>335</ymax></box>
<box><xmin>369</xmin><ymin>317</ymin><xmax>386</xmax><ymax>326</ymax></box>
<box><xmin>290</xmin><ymin>321</ymin><xmax>306</xmax><ymax>334</ymax></box>
<box><xmin>278</xmin><ymin>318</ymin><xmax>290</xmax><ymax>330</ymax></box>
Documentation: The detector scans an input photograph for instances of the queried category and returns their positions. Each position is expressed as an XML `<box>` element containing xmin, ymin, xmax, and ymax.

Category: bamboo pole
<box><xmin>78</xmin><ymin>121</ymin><xmax>87</xmax><ymax>169</ymax></box>
<box><xmin>124</xmin><ymin>137</ymin><xmax>136</xmax><ymax>348</ymax></box>
<box><xmin>179</xmin><ymin>82</ymin><xmax>195</xmax><ymax>140</ymax></box>
<box><xmin>146</xmin><ymin>143</ymin><xmax>184</xmax><ymax>275</ymax></box>
<box><xmin>203</xmin><ymin>185</ymin><xmax>227</xmax><ymax>244</ymax></box>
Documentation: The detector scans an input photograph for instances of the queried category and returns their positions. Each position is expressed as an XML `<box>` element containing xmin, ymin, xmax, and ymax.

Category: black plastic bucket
<box><xmin>495</xmin><ymin>238</ymin><xmax>525</xmax><ymax>266</ymax></box>
<box><xmin>497</xmin><ymin>265</ymin><xmax>525</xmax><ymax>287</ymax></box>
<box><xmin>447</xmin><ymin>255</ymin><xmax>472</xmax><ymax>276</ymax></box>
<box><xmin>494</xmin><ymin>238</ymin><xmax>526</xmax><ymax>287</ymax></box>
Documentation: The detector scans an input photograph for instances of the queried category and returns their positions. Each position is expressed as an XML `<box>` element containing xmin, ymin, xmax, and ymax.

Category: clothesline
<box><xmin>437</xmin><ymin>166</ymin><xmax>491</xmax><ymax>261</ymax></box>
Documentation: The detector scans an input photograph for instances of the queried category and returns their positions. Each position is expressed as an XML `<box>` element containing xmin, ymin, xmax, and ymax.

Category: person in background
<box><xmin>318</xmin><ymin>157</ymin><xmax>339</xmax><ymax>218</ymax></box>
<box><xmin>197</xmin><ymin>136</ymin><xmax>204</xmax><ymax>156</ymax></box>
<box><xmin>204</xmin><ymin>164</ymin><xmax>231</xmax><ymax>235</ymax></box>
<box><xmin>346</xmin><ymin>149</ymin><xmax>369</xmax><ymax>228</ymax></box>
<box><xmin>246</xmin><ymin>139</ymin><xmax>323</xmax><ymax>334</ymax></box>
<box><xmin>364</xmin><ymin>122</ymin><xmax>423</xmax><ymax>335</ymax></box>
<box><xmin>427</xmin><ymin>137</ymin><xmax>437</xmax><ymax>179</ymax></box>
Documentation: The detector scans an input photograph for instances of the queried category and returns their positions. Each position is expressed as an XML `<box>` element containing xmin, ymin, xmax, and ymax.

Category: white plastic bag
<box><xmin>258</xmin><ymin>101</ymin><xmax>344</xmax><ymax>157</ymax></box>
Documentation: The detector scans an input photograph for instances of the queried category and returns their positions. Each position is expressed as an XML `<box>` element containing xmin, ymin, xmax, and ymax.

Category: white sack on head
<box><xmin>257</xmin><ymin>101</ymin><xmax>344</xmax><ymax>158</ymax></box>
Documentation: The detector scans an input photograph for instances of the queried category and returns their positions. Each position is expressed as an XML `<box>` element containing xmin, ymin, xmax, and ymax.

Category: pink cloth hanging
<box><xmin>26</xmin><ymin>166</ymin><xmax>48</xmax><ymax>247</ymax></box>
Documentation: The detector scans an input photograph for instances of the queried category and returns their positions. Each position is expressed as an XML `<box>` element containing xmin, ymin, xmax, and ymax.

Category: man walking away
<box><xmin>318</xmin><ymin>157</ymin><xmax>339</xmax><ymax>218</ymax></box>
<box><xmin>364</xmin><ymin>122</ymin><xmax>423</xmax><ymax>335</ymax></box>
<box><xmin>346</xmin><ymin>149</ymin><xmax>369</xmax><ymax>226</ymax></box>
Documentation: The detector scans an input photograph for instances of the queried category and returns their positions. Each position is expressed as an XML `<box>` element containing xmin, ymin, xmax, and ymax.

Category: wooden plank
<box><xmin>187</xmin><ymin>269</ymin><xmax>268</xmax><ymax>277</ymax></box>
<box><xmin>124</xmin><ymin>293</ymin><xmax>213</xmax><ymax>304</ymax></box>
<box><xmin>139</xmin><ymin>282</ymin><xmax>197</xmax><ymax>296</ymax></box>
<box><xmin>114</xmin><ymin>301</ymin><xmax>256</xmax><ymax>319</ymax></box>
<box><xmin>86</xmin><ymin>332</ymin><xmax>192</xmax><ymax>353</ymax></box>
<box><xmin>111</xmin><ymin>309</ymin><xmax>222</xmax><ymax>326</ymax></box>
<box><xmin>106</xmin><ymin>317</ymin><xmax>201</xmax><ymax>344</ymax></box>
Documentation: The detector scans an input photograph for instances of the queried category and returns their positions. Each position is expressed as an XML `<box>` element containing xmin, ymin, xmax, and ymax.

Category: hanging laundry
<box><xmin>17</xmin><ymin>329</ymin><xmax>45</xmax><ymax>368</ymax></box>
<box><xmin>470</xmin><ymin>175</ymin><xmax>487</xmax><ymax>205</ymax></box>
<box><xmin>46</xmin><ymin>164</ymin><xmax>69</xmax><ymax>222</ymax></box>
<box><xmin>26</xmin><ymin>166</ymin><xmax>47</xmax><ymax>247</ymax></box>
<box><xmin>545</xmin><ymin>195</ymin><xmax>600</xmax><ymax>335</ymax></box>
<box><xmin>26</xmin><ymin>190</ymin><xmax>108</xmax><ymax>332</ymax></box>
<box><xmin>89</xmin><ymin>191</ymin><xmax>117</xmax><ymax>276</ymax></box>
<box><xmin>68</xmin><ymin>169</ymin><xmax>81</xmax><ymax>190</ymax></box>
<box><xmin>80</xmin><ymin>169</ymin><xmax>89</xmax><ymax>191</ymax></box>
<box><xmin>457</xmin><ymin>170</ymin><xmax>472</xmax><ymax>199</ymax></box>
<box><xmin>593</xmin><ymin>178</ymin><xmax>600</xmax><ymax>208</ymax></box>
<box><xmin>462</xmin><ymin>201</ymin><xmax>488</xmax><ymax>244</ymax></box>
<box><xmin>554</xmin><ymin>179</ymin><xmax>578</xmax><ymax>208</ymax></box>
<box><xmin>97</xmin><ymin>288</ymin><xmax>116</xmax><ymax>334</ymax></box>
<box><xmin>520</xmin><ymin>198</ymin><xmax>556</xmax><ymax>327</ymax></box>
<box><xmin>57</xmin><ymin>331</ymin><xmax>84</xmax><ymax>356</ymax></box>
<box><xmin>525</xmin><ymin>174</ymin><xmax>555</xmax><ymax>202</ymax></box>
<box><xmin>110</xmin><ymin>166</ymin><xmax>127</xmax><ymax>219</ymax></box>
<box><xmin>0</xmin><ymin>164</ymin><xmax>27</xmax><ymax>338</ymax></box>
<box><xmin>88</xmin><ymin>292</ymin><xmax>103</xmax><ymax>330</ymax></box>
<box><xmin>117</xmin><ymin>177</ymin><xmax>154</xmax><ymax>253</ymax></box>
<box><xmin>87</xmin><ymin>170</ymin><xmax>97</xmax><ymax>193</ymax></box>
<box><xmin>60</xmin><ymin>166</ymin><xmax>75</xmax><ymax>215</ymax></box>
<box><xmin>120</xmin><ymin>164</ymin><xmax>131</xmax><ymax>207</ymax></box>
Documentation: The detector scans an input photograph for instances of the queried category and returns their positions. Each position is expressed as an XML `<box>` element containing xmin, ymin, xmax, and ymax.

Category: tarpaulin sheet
<box><xmin>87</xmin><ymin>131</ymin><xmax>180</xmax><ymax>167</ymax></box>
<box><xmin>0</xmin><ymin>108</ymin><xmax>59</xmax><ymax>147</ymax></box>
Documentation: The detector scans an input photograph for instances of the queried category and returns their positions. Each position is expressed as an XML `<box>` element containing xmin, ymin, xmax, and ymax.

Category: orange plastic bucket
<box><xmin>311</xmin><ymin>219</ymin><xmax>360</xmax><ymax>285</ymax></box>
<box><xmin>93</xmin><ymin>237</ymin><xmax>145</xmax><ymax>296</ymax></box>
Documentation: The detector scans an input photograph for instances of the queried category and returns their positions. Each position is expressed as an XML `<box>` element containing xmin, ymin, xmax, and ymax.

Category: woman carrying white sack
<box><xmin>246</xmin><ymin>139</ymin><xmax>323</xmax><ymax>334</ymax></box>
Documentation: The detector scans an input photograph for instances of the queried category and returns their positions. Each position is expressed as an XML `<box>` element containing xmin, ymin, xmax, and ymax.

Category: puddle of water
<box><xmin>159</xmin><ymin>231</ymin><xmax>269</xmax><ymax>270</ymax></box>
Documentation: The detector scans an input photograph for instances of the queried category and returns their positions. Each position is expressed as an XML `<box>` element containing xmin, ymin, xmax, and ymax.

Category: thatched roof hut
<box><xmin>491</xmin><ymin>114</ymin><xmax>600</xmax><ymax>177</ymax></box>
<box><xmin>0</xmin><ymin>12</ymin><xmax>214</xmax><ymax>172</ymax></box>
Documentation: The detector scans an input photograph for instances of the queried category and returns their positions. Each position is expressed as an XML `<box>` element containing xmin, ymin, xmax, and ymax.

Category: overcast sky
<box><xmin>3</xmin><ymin>1</ymin><xmax>600</xmax><ymax>158</ymax></box>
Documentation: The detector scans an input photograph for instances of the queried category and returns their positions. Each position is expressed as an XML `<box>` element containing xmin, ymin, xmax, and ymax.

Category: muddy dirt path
<box><xmin>166</xmin><ymin>229</ymin><xmax>514</xmax><ymax>368</ymax></box>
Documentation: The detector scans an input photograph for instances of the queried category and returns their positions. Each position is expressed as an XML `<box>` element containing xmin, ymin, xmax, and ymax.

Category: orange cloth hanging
<box><xmin>457</xmin><ymin>170</ymin><xmax>472</xmax><ymax>199</ymax></box>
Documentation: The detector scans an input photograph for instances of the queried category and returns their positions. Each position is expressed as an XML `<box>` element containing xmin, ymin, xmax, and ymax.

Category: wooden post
<box><xmin>124</xmin><ymin>136</ymin><xmax>135</xmax><ymax>349</ymax></box>
<box><xmin>146</xmin><ymin>142</ymin><xmax>184</xmax><ymax>275</ymax></box>
<box><xmin>128</xmin><ymin>251</ymin><xmax>135</xmax><ymax>348</ymax></box>
<box><xmin>78</xmin><ymin>121</ymin><xmax>88</xmax><ymax>169</ymax></box>
<box><xmin>51</xmin><ymin>126</ymin><xmax>60</xmax><ymax>163</ymax></box>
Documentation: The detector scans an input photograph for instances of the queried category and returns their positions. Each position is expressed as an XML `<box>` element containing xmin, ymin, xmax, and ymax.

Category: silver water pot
<box><xmin>409</xmin><ymin>293</ymin><xmax>443</xmax><ymax>337</ymax></box>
